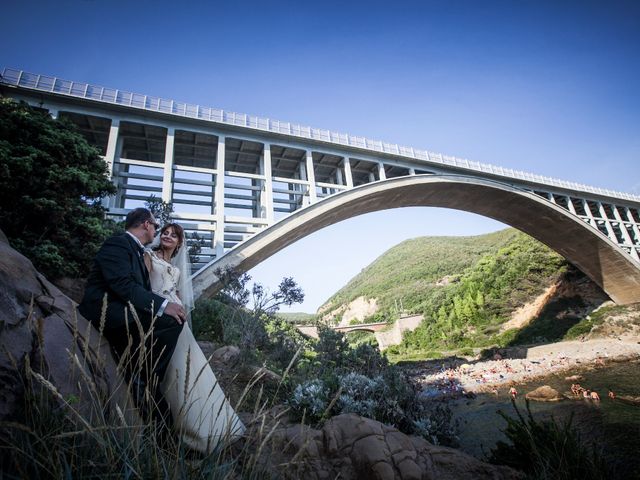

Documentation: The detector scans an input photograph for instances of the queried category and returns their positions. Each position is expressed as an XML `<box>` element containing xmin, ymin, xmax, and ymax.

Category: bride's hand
<box><xmin>165</xmin><ymin>302</ymin><xmax>186</xmax><ymax>324</ymax></box>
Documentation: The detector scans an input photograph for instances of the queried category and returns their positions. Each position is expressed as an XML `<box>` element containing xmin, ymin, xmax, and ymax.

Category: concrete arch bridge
<box><xmin>193</xmin><ymin>175</ymin><xmax>640</xmax><ymax>305</ymax></box>
<box><xmin>2</xmin><ymin>69</ymin><xmax>639</xmax><ymax>304</ymax></box>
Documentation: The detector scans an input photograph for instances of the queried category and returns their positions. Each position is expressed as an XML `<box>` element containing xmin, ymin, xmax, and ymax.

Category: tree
<box><xmin>145</xmin><ymin>194</ymin><xmax>173</xmax><ymax>226</ymax></box>
<box><xmin>0</xmin><ymin>99</ymin><xmax>116</xmax><ymax>279</ymax></box>
<box><xmin>214</xmin><ymin>266</ymin><xmax>305</xmax><ymax>316</ymax></box>
<box><xmin>187</xmin><ymin>231</ymin><xmax>206</xmax><ymax>265</ymax></box>
<box><xmin>204</xmin><ymin>266</ymin><xmax>305</xmax><ymax>350</ymax></box>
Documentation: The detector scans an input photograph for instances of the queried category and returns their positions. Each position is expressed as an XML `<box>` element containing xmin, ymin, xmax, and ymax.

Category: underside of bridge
<box><xmin>193</xmin><ymin>175</ymin><xmax>640</xmax><ymax>305</ymax></box>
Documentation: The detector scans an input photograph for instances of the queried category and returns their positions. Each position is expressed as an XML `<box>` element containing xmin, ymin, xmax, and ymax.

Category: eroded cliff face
<box><xmin>320</xmin><ymin>295</ymin><xmax>379</xmax><ymax>326</ymax></box>
<box><xmin>0</xmin><ymin>229</ymin><xmax>134</xmax><ymax>423</ymax></box>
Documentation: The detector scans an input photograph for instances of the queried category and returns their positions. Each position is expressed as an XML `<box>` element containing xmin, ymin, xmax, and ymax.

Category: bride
<box><xmin>144</xmin><ymin>223</ymin><xmax>245</xmax><ymax>452</ymax></box>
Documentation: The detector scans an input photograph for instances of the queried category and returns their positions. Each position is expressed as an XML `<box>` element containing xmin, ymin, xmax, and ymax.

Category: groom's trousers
<box><xmin>102</xmin><ymin>309</ymin><xmax>183</xmax><ymax>423</ymax></box>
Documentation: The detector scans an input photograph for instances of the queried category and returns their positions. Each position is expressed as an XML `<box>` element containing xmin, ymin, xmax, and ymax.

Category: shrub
<box><xmin>490</xmin><ymin>400</ymin><xmax>611</xmax><ymax>479</ymax></box>
<box><xmin>288</xmin><ymin>327</ymin><xmax>459</xmax><ymax>445</ymax></box>
<box><xmin>288</xmin><ymin>379</ymin><xmax>329</xmax><ymax>423</ymax></box>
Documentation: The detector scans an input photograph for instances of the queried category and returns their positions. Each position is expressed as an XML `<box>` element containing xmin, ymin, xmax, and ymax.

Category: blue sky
<box><xmin>3</xmin><ymin>1</ymin><xmax>639</xmax><ymax>312</ymax></box>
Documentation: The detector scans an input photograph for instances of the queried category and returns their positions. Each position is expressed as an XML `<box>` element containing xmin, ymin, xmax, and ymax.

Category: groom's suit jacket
<box><xmin>79</xmin><ymin>233</ymin><xmax>166</xmax><ymax>330</ymax></box>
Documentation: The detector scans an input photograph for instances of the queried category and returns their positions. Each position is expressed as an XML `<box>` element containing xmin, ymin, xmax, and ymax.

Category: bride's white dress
<box><xmin>148</xmin><ymin>251</ymin><xmax>245</xmax><ymax>452</ymax></box>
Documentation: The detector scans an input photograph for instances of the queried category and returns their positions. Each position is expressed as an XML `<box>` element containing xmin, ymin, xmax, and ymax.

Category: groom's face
<box><xmin>143</xmin><ymin>215</ymin><xmax>159</xmax><ymax>245</ymax></box>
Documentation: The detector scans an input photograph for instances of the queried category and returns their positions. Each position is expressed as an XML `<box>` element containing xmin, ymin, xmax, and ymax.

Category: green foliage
<box><xmin>288</xmin><ymin>327</ymin><xmax>460</xmax><ymax>446</ymax></box>
<box><xmin>276</xmin><ymin>311</ymin><xmax>317</xmax><ymax>325</ymax></box>
<box><xmin>192</xmin><ymin>267</ymin><xmax>306</xmax><ymax>372</ymax></box>
<box><xmin>388</xmin><ymin>230</ymin><xmax>567</xmax><ymax>355</ymax></box>
<box><xmin>322</xmin><ymin>229</ymin><xmax>520</xmax><ymax>319</ymax></box>
<box><xmin>490</xmin><ymin>400</ymin><xmax>611</xmax><ymax>479</ymax></box>
<box><xmin>191</xmin><ymin>297</ymin><xmax>234</xmax><ymax>342</ymax></box>
<box><xmin>0</xmin><ymin>99</ymin><xmax>117</xmax><ymax>278</ymax></box>
<box><xmin>345</xmin><ymin>330</ymin><xmax>378</xmax><ymax>349</ymax></box>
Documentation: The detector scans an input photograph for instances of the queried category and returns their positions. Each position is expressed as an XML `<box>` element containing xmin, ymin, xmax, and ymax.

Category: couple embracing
<box><xmin>78</xmin><ymin>208</ymin><xmax>245</xmax><ymax>452</ymax></box>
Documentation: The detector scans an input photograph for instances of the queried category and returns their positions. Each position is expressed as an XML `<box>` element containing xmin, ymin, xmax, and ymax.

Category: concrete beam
<box><xmin>192</xmin><ymin>175</ymin><xmax>640</xmax><ymax>305</ymax></box>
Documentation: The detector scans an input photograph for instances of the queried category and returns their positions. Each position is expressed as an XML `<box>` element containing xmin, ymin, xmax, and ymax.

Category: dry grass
<box><xmin>0</xmin><ymin>301</ymin><xmax>305</xmax><ymax>479</ymax></box>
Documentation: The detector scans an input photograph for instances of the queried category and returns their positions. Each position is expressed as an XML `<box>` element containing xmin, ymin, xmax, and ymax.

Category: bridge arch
<box><xmin>193</xmin><ymin>175</ymin><xmax>640</xmax><ymax>304</ymax></box>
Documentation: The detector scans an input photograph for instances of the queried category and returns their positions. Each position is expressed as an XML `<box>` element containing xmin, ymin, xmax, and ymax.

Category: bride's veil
<box><xmin>149</xmin><ymin>227</ymin><xmax>195</xmax><ymax>327</ymax></box>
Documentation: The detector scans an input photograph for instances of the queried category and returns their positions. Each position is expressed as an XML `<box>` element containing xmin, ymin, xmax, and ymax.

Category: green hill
<box><xmin>277</xmin><ymin>312</ymin><xmax>317</xmax><ymax>324</ymax></box>
<box><xmin>320</xmin><ymin>228</ymin><xmax>578</xmax><ymax>354</ymax></box>
<box><xmin>321</xmin><ymin>229</ymin><xmax>522</xmax><ymax>320</ymax></box>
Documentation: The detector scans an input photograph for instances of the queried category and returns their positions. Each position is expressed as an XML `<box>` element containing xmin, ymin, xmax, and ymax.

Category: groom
<box><xmin>79</xmin><ymin>207</ymin><xmax>186</xmax><ymax>421</ymax></box>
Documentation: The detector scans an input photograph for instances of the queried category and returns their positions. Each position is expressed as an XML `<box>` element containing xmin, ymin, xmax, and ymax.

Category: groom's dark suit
<box><xmin>79</xmin><ymin>233</ymin><xmax>183</xmax><ymax>395</ymax></box>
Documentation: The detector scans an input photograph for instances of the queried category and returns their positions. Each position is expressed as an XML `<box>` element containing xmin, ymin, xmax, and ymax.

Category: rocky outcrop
<box><xmin>247</xmin><ymin>412</ymin><xmax>522</xmax><ymax>479</ymax></box>
<box><xmin>320</xmin><ymin>296</ymin><xmax>379</xmax><ymax>326</ymax></box>
<box><xmin>0</xmin><ymin>231</ymin><xmax>134</xmax><ymax>423</ymax></box>
<box><xmin>525</xmin><ymin>385</ymin><xmax>564</xmax><ymax>402</ymax></box>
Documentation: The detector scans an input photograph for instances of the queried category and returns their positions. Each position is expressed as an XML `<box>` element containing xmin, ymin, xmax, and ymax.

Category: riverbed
<box><xmin>449</xmin><ymin>359</ymin><xmax>640</xmax><ymax>478</ymax></box>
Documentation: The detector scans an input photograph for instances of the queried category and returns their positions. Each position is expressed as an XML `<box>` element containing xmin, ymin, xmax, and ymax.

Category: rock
<box><xmin>525</xmin><ymin>385</ymin><xmax>564</xmax><ymax>402</ymax></box>
<box><xmin>51</xmin><ymin>277</ymin><xmax>86</xmax><ymax>304</ymax></box>
<box><xmin>245</xmin><ymin>412</ymin><xmax>522</xmax><ymax>479</ymax></box>
<box><xmin>0</xmin><ymin>229</ymin><xmax>135</xmax><ymax>424</ymax></box>
<box><xmin>210</xmin><ymin>345</ymin><xmax>241</xmax><ymax>366</ymax></box>
<box><xmin>197</xmin><ymin>340</ymin><xmax>220</xmax><ymax>360</ymax></box>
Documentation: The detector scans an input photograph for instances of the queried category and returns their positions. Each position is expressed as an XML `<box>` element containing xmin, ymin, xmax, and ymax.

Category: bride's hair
<box><xmin>153</xmin><ymin>223</ymin><xmax>185</xmax><ymax>258</ymax></box>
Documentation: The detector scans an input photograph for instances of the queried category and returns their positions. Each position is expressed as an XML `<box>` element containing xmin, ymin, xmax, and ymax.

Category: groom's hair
<box><xmin>125</xmin><ymin>208</ymin><xmax>153</xmax><ymax>230</ymax></box>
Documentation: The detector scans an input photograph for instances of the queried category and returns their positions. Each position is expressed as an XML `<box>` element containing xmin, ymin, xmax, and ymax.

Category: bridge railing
<box><xmin>2</xmin><ymin>67</ymin><xmax>639</xmax><ymax>203</ymax></box>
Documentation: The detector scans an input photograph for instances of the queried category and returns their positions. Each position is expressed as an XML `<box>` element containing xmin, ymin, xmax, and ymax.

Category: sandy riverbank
<box><xmin>414</xmin><ymin>338</ymin><xmax>640</xmax><ymax>397</ymax></box>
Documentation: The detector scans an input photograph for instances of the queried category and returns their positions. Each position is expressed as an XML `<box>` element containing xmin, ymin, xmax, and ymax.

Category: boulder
<box><xmin>245</xmin><ymin>412</ymin><xmax>522</xmax><ymax>479</ymax></box>
<box><xmin>0</xmin><ymin>230</ymin><xmax>135</xmax><ymax>424</ymax></box>
<box><xmin>206</xmin><ymin>344</ymin><xmax>282</xmax><ymax>406</ymax></box>
<box><xmin>210</xmin><ymin>344</ymin><xmax>241</xmax><ymax>366</ymax></box>
<box><xmin>525</xmin><ymin>385</ymin><xmax>564</xmax><ymax>402</ymax></box>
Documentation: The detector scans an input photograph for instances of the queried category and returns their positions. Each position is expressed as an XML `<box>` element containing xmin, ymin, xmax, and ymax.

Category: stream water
<box><xmin>449</xmin><ymin>359</ymin><xmax>640</xmax><ymax>478</ymax></box>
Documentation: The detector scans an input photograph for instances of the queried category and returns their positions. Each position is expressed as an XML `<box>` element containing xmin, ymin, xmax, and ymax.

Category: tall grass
<box><xmin>489</xmin><ymin>400</ymin><xmax>612</xmax><ymax>480</ymax></box>
<box><xmin>0</xmin><ymin>302</ymin><xmax>297</xmax><ymax>479</ymax></box>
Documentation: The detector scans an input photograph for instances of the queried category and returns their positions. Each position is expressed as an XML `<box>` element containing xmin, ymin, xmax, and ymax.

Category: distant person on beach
<box><xmin>509</xmin><ymin>386</ymin><xmax>518</xmax><ymax>399</ymax></box>
<box><xmin>591</xmin><ymin>391</ymin><xmax>601</xmax><ymax>401</ymax></box>
<box><xmin>583</xmin><ymin>389</ymin><xmax>591</xmax><ymax>399</ymax></box>
<box><xmin>608</xmin><ymin>389</ymin><xmax>616</xmax><ymax>400</ymax></box>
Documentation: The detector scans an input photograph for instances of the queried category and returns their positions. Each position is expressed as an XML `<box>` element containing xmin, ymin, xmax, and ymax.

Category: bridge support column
<box><xmin>261</xmin><ymin>144</ymin><xmax>274</xmax><ymax>224</ymax></box>
<box><xmin>214</xmin><ymin>135</ymin><xmax>226</xmax><ymax>258</ymax></box>
<box><xmin>598</xmin><ymin>202</ymin><xmax>616</xmax><ymax>242</ymax></box>
<box><xmin>378</xmin><ymin>163</ymin><xmax>387</xmax><ymax>181</ymax></box>
<box><xmin>336</xmin><ymin>166</ymin><xmax>344</xmax><ymax>186</ymax></box>
<box><xmin>625</xmin><ymin>207</ymin><xmax>640</xmax><ymax>241</ymax></box>
<box><xmin>103</xmin><ymin>118</ymin><xmax>121</xmax><ymax>209</ymax></box>
<box><xmin>305</xmin><ymin>150</ymin><xmax>317</xmax><ymax>204</ymax></box>
<box><xmin>613</xmin><ymin>206</ymin><xmax>640</xmax><ymax>261</ymax></box>
<box><xmin>583</xmin><ymin>199</ymin><xmax>596</xmax><ymax>227</ymax></box>
<box><xmin>343</xmin><ymin>157</ymin><xmax>354</xmax><ymax>188</ymax></box>
<box><xmin>566</xmin><ymin>196</ymin><xmax>577</xmax><ymax>215</ymax></box>
<box><xmin>162</xmin><ymin>127</ymin><xmax>175</xmax><ymax>203</ymax></box>
<box><xmin>104</xmin><ymin>118</ymin><xmax>120</xmax><ymax>178</ymax></box>
<box><xmin>625</xmin><ymin>208</ymin><xmax>640</xmax><ymax>261</ymax></box>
